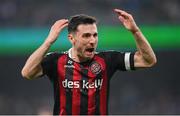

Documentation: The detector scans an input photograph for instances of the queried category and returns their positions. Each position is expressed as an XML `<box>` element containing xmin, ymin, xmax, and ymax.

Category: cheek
<box><xmin>76</xmin><ymin>39</ymin><xmax>87</xmax><ymax>46</ymax></box>
<box><xmin>96</xmin><ymin>39</ymin><xmax>98</xmax><ymax>44</ymax></box>
<box><xmin>74</xmin><ymin>40</ymin><xmax>84</xmax><ymax>50</ymax></box>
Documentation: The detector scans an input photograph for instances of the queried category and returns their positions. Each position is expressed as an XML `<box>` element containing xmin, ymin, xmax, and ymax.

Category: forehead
<box><xmin>76</xmin><ymin>23</ymin><xmax>97</xmax><ymax>34</ymax></box>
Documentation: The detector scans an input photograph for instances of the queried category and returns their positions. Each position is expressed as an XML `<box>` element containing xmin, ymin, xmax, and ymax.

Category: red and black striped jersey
<box><xmin>41</xmin><ymin>48</ymin><xmax>135</xmax><ymax>115</ymax></box>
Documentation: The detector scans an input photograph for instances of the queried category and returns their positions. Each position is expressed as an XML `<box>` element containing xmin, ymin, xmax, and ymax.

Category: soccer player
<box><xmin>21</xmin><ymin>9</ymin><xmax>157</xmax><ymax>115</ymax></box>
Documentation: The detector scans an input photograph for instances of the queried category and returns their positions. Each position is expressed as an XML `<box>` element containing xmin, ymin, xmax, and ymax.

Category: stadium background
<box><xmin>0</xmin><ymin>0</ymin><xmax>180</xmax><ymax>114</ymax></box>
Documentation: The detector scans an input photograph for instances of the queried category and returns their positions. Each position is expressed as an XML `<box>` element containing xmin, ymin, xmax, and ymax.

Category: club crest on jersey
<box><xmin>90</xmin><ymin>61</ymin><xmax>102</xmax><ymax>75</ymax></box>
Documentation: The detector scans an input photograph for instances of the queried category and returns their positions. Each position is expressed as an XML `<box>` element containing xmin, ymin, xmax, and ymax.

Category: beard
<box><xmin>76</xmin><ymin>47</ymin><xmax>95</xmax><ymax>62</ymax></box>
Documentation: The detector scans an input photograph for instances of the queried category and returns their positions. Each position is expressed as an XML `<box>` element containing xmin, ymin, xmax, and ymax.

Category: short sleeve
<box><xmin>41</xmin><ymin>52</ymin><xmax>60</xmax><ymax>79</ymax></box>
<box><xmin>101</xmin><ymin>51</ymin><xmax>135</xmax><ymax>71</ymax></box>
<box><xmin>114</xmin><ymin>52</ymin><xmax>135</xmax><ymax>71</ymax></box>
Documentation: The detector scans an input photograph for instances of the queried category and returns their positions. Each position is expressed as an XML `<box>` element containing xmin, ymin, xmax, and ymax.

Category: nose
<box><xmin>89</xmin><ymin>36</ymin><xmax>97</xmax><ymax>44</ymax></box>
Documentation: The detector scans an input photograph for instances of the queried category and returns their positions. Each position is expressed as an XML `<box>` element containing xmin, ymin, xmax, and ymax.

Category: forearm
<box><xmin>114</xmin><ymin>8</ymin><xmax>157</xmax><ymax>68</ymax></box>
<box><xmin>132</xmin><ymin>29</ymin><xmax>157</xmax><ymax>66</ymax></box>
<box><xmin>21</xmin><ymin>19</ymin><xmax>68</xmax><ymax>79</ymax></box>
<box><xmin>21</xmin><ymin>41</ymin><xmax>51</xmax><ymax>79</ymax></box>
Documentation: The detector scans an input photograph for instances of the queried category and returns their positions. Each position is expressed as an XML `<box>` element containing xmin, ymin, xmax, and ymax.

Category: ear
<box><xmin>68</xmin><ymin>34</ymin><xmax>75</xmax><ymax>45</ymax></box>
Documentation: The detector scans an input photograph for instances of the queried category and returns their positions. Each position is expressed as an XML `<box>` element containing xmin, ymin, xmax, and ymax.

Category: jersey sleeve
<box><xmin>103</xmin><ymin>51</ymin><xmax>135</xmax><ymax>71</ymax></box>
<box><xmin>41</xmin><ymin>52</ymin><xmax>59</xmax><ymax>80</ymax></box>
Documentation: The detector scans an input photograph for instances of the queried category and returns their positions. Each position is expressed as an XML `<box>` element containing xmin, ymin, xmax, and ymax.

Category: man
<box><xmin>21</xmin><ymin>9</ymin><xmax>157</xmax><ymax>115</ymax></box>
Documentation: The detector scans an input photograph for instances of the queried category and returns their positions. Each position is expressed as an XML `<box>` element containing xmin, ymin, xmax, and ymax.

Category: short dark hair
<box><xmin>68</xmin><ymin>14</ymin><xmax>97</xmax><ymax>34</ymax></box>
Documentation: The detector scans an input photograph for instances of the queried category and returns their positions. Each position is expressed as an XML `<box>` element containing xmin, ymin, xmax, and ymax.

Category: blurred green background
<box><xmin>0</xmin><ymin>26</ymin><xmax>180</xmax><ymax>55</ymax></box>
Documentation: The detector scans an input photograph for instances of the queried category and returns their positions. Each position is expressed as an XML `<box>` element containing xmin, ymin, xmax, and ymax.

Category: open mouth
<box><xmin>86</xmin><ymin>48</ymin><xmax>95</xmax><ymax>53</ymax></box>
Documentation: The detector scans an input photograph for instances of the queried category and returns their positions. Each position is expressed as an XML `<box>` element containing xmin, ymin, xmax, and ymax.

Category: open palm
<box><xmin>114</xmin><ymin>9</ymin><xmax>139</xmax><ymax>33</ymax></box>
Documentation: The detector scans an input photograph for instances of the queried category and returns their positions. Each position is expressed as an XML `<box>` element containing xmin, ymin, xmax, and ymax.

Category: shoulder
<box><xmin>96</xmin><ymin>50</ymin><xmax>124</xmax><ymax>57</ymax></box>
<box><xmin>45</xmin><ymin>51</ymin><xmax>68</xmax><ymax>56</ymax></box>
<box><xmin>44</xmin><ymin>51</ymin><xmax>67</xmax><ymax>61</ymax></box>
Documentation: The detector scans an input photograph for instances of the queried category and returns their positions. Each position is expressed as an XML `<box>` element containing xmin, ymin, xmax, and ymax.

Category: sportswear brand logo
<box><xmin>68</xmin><ymin>60</ymin><xmax>73</xmax><ymax>64</ymax></box>
<box><xmin>62</xmin><ymin>79</ymin><xmax>103</xmax><ymax>89</ymax></box>
<box><xmin>64</xmin><ymin>60</ymin><xmax>74</xmax><ymax>68</ymax></box>
<box><xmin>90</xmin><ymin>61</ymin><xmax>102</xmax><ymax>75</ymax></box>
<box><xmin>64</xmin><ymin>65</ymin><xmax>75</xmax><ymax>68</ymax></box>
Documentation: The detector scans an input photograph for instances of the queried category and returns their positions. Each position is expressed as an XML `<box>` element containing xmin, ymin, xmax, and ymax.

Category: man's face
<box><xmin>71</xmin><ymin>23</ymin><xmax>98</xmax><ymax>61</ymax></box>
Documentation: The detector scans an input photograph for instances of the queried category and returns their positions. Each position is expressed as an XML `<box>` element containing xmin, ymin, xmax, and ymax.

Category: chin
<box><xmin>81</xmin><ymin>51</ymin><xmax>95</xmax><ymax>61</ymax></box>
<box><xmin>85</xmin><ymin>55</ymin><xmax>94</xmax><ymax>60</ymax></box>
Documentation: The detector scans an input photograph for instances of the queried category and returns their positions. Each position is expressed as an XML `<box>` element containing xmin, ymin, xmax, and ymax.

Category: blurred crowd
<box><xmin>0</xmin><ymin>95</ymin><xmax>53</xmax><ymax>115</ymax></box>
<box><xmin>0</xmin><ymin>77</ymin><xmax>179</xmax><ymax>114</ymax></box>
<box><xmin>0</xmin><ymin>0</ymin><xmax>180</xmax><ymax>27</ymax></box>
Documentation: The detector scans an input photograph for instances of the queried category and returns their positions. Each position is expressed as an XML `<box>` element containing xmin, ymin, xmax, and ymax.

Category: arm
<box><xmin>21</xmin><ymin>19</ymin><xmax>68</xmax><ymax>79</ymax></box>
<box><xmin>114</xmin><ymin>9</ymin><xmax>157</xmax><ymax>69</ymax></box>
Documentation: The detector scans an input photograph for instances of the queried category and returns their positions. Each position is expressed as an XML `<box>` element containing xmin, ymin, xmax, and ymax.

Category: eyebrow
<box><xmin>82</xmin><ymin>32</ymin><xmax>98</xmax><ymax>37</ymax></box>
<box><xmin>82</xmin><ymin>32</ymin><xmax>98</xmax><ymax>35</ymax></box>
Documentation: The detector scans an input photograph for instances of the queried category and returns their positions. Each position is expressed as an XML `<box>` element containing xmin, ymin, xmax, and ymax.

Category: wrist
<box><xmin>131</xmin><ymin>28</ymin><xmax>140</xmax><ymax>34</ymax></box>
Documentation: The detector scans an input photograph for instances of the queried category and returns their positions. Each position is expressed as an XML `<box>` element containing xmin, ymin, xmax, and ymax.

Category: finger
<box><xmin>55</xmin><ymin>19</ymin><xmax>68</xmax><ymax>25</ymax></box>
<box><xmin>56</xmin><ymin>20</ymin><xmax>68</xmax><ymax>28</ymax></box>
<box><xmin>60</xmin><ymin>19</ymin><xmax>69</xmax><ymax>25</ymax></box>
<box><xmin>114</xmin><ymin>9</ymin><xmax>124</xmax><ymax>13</ymax></box>
<box><xmin>114</xmin><ymin>9</ymin><xmax>130</xmax><ymax>19</ymax></box>
<box><xmin>60</xmin><ymin>22</ymin><xmax>68</xmax><ymax>29</ymax></box>
<box><xmin>53</xmin><ymin>22</ymin><xmax>68</xmax><ymax>36</ymax></box>
<box><xmin>118</xmin><ymin>16</ymin><xmax>125</xmax><ymax>23</ymax></box>
<box><xmin>114</xmin><ymin>9</ymin><xmax>127</xmax><ymax>15</ymax></box>
<box><xmin>60</xmin><ymin>20</ymin><xmax>69</xmax><ymax>26</ymax></box>
<box><xmin>57</xmin><ymin>19</ymin><xmax>68</xmax><ymax>22</ymax></box>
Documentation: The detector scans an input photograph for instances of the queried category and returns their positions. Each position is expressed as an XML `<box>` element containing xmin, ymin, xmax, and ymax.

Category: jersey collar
<box><xmin>68</xmin><ymin>48</ymin><xmax>73</xmax><ymax>59</ymax></box>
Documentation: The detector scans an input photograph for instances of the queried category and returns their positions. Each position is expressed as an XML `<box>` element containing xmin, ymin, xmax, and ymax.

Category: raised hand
<box><xmin>45</xmin><ymin>19</ymin><xmax>68</xmax><ymax>45</ymax></box>
<box><xmin>114</xmin><ymin>9</ymin><xmax>139</xmax><ymax>33</ymax></box>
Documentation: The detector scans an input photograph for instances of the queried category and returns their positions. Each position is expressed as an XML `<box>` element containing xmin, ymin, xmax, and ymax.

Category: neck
<box><xmin>70</xmin><ymin>48</ymin><xmax>89</xmax><ymax>63</ymax></box>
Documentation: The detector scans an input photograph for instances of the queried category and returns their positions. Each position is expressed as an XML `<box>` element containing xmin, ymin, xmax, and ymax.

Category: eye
<box><xmin>83</xmin><ymin>33</ymin><xmax>91</xmax><ymax>38</ymax></box>
<box><xmin>93</xmin><ymin>33</ymin><xmax>98</xmax><ymax>38</ymax></box>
